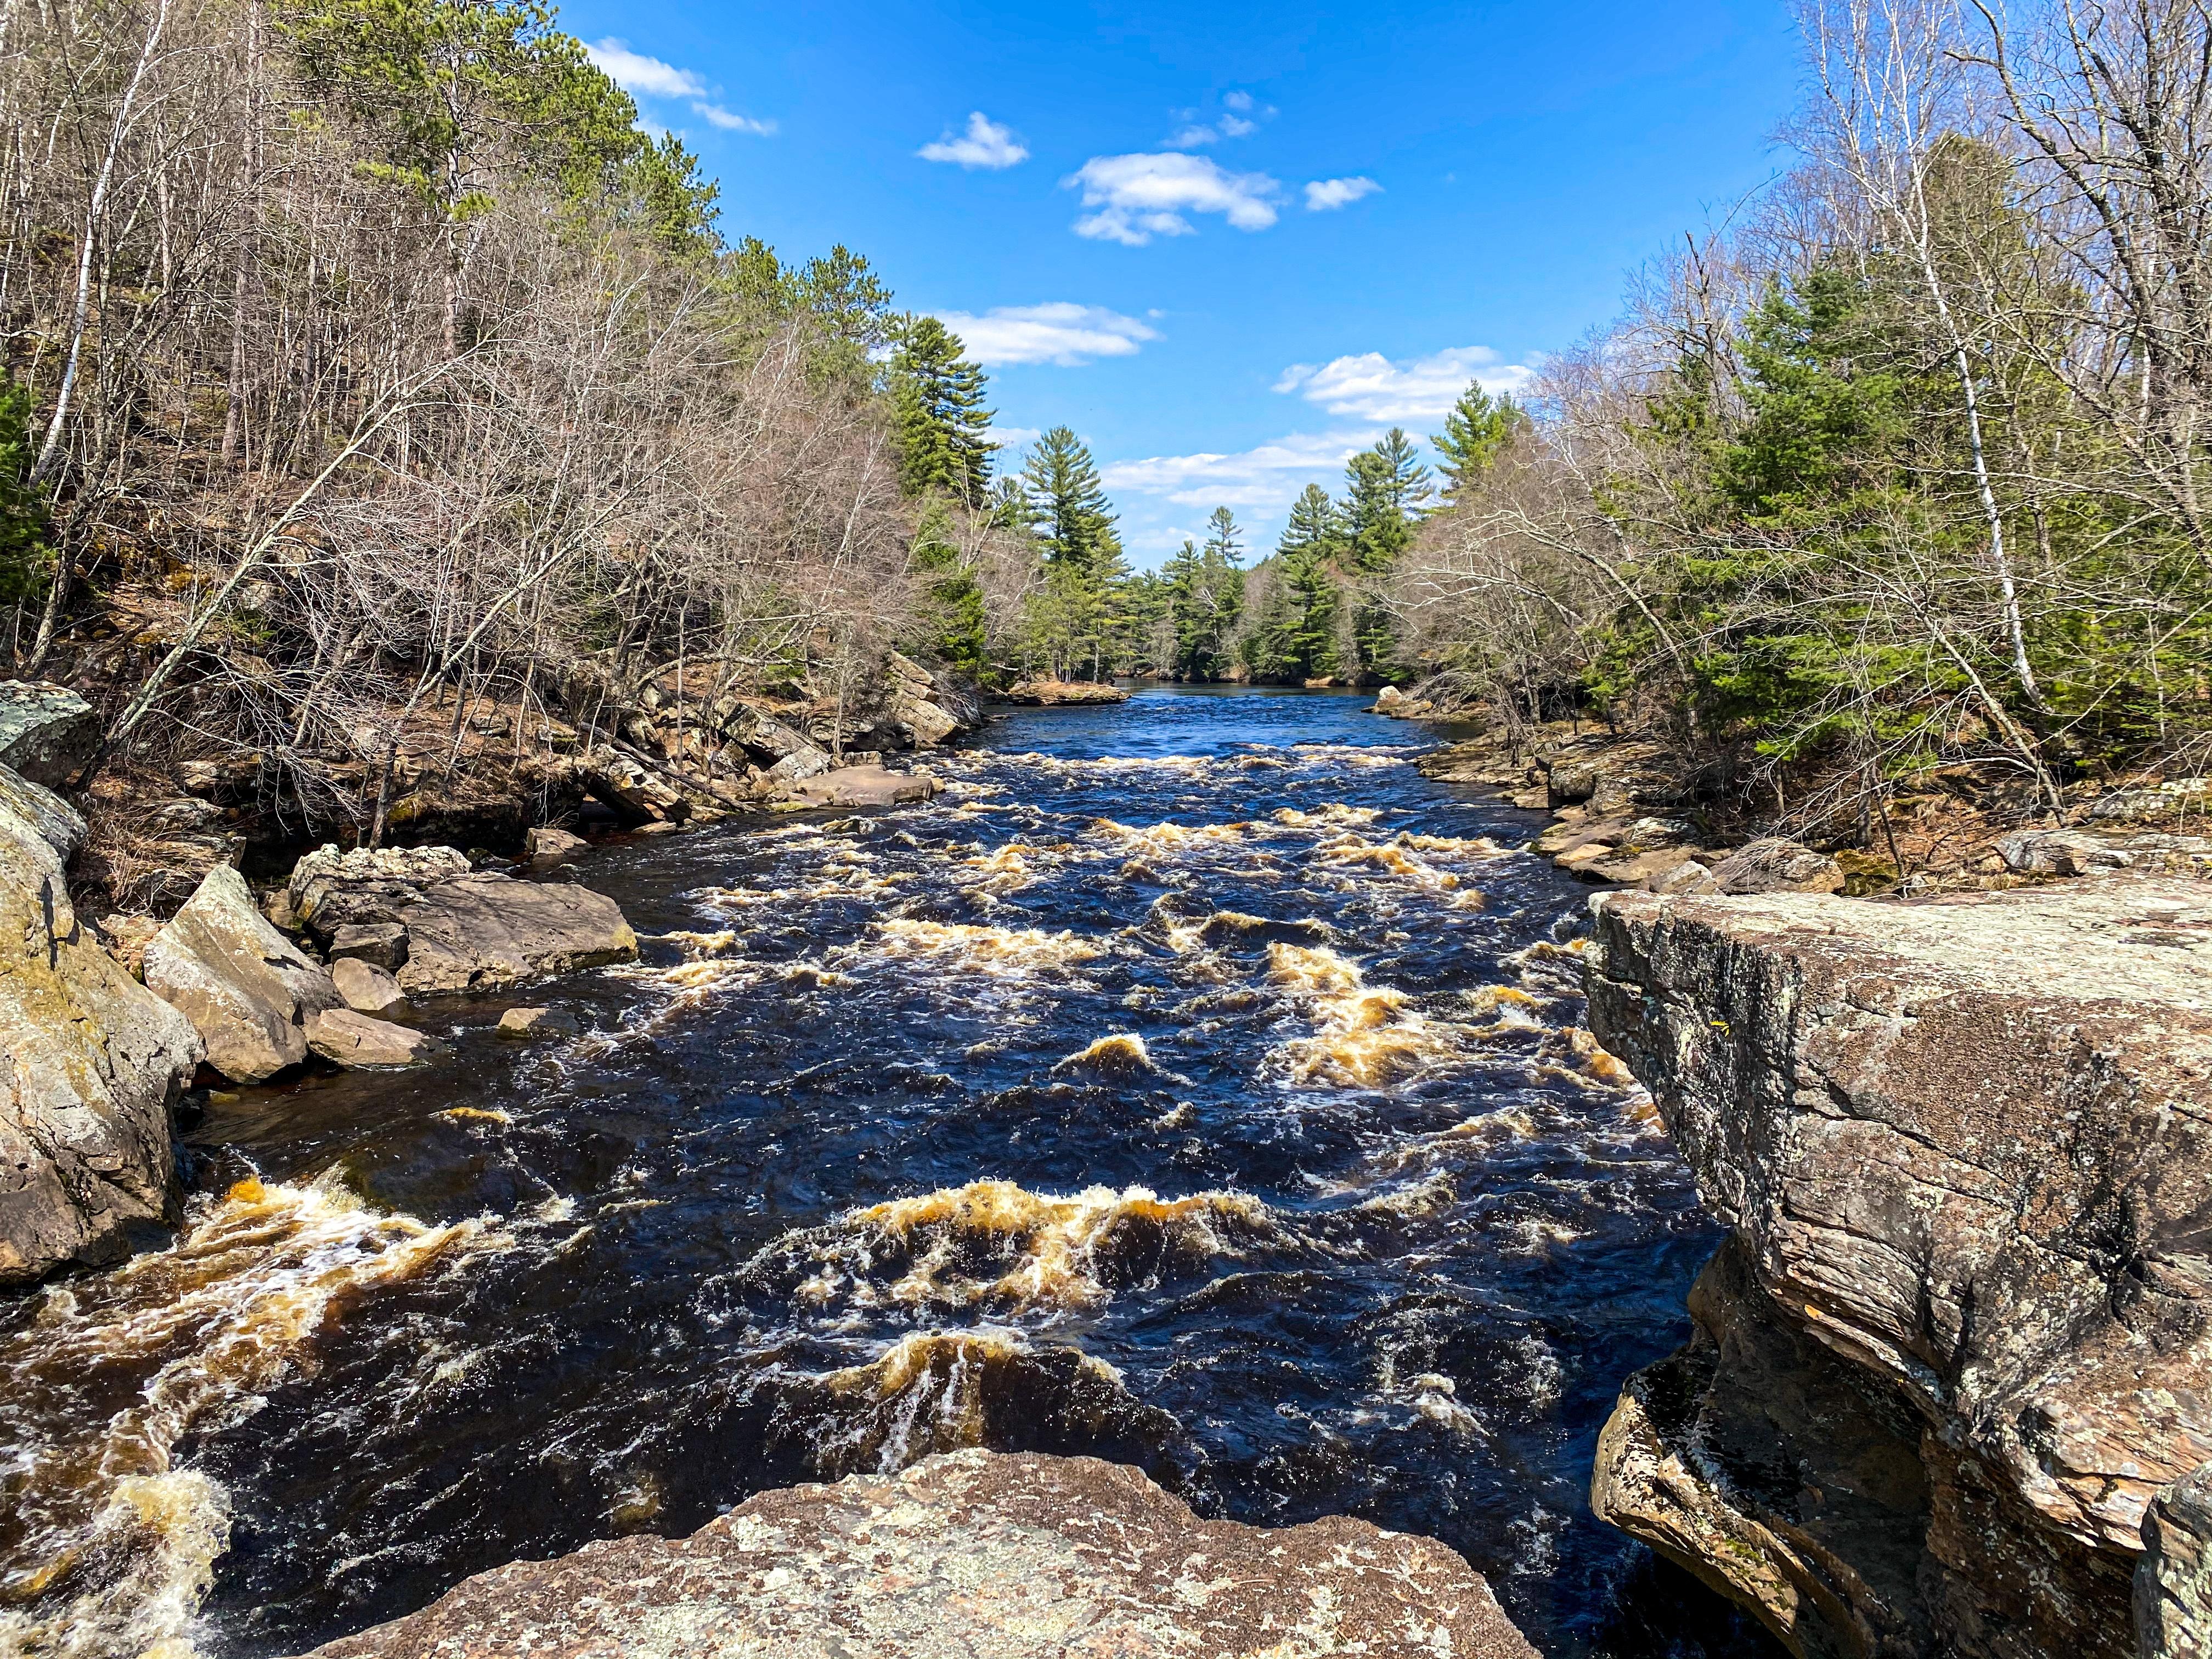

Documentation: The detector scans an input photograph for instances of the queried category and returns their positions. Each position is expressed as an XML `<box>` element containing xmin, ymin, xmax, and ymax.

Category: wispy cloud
<box><xmin>1104</xmin><ymin>430</ymin><xmax>1381</xmax><ymax>511</ymax></box>
<box><xmin>935</xmin><ymin>303</ymin><xmax>1160</xmax><ymax>366</ymax></box>
<box><xmin>693</xmin><ymin>104</ymin><xmax>776</xmax><ymax>135</ymax></box>
<box><xmin>1274</xmin><ymin>346</ymin><xmax>1533</xmax><ymax>422</ymax></box>
<box><xmin>588</xmin><ymin>40</ymin><xmax>703</xmax><ymax>99</ymax></box>
<box><xmin>1165</xmin><ymin>93</ymin><xmax>1269</xmax><ymax>148</ymax></box>
<box><xmin>1304</xmin><ymin>176</ymin><xmax>1381</xmax><ymax>211</ymax></box>
<box><xmin>919</xmin><ymin>111</ymin><xmax>1029</xmax><ymax>170</ymax></box>
<box><xmin>1064</xmin><ymin>153</ymin><xmax>1282</xmax><ymax>245</ymax></box>
<box><xmin>589</xmin><ymin>40</ymin><xmax>773</xmax><ymax>137</ymax></box>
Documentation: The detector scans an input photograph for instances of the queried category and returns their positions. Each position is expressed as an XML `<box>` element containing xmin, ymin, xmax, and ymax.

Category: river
<box><xmin>0</xmin><ymin>686</ymin><xmax>1778</xmax><ymax>1659</ymax></box>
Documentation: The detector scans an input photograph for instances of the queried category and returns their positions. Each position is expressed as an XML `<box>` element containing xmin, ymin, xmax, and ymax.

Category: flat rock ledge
<box><xmin>295</xmin><ymin>1448</ymin><xmax>1536</xmax><ymax>1659</ymax></box>
<box><xmin>1584</xmin><ymin>878</ymin><xmax>2212</xmax><ymax>1659</ymax></box>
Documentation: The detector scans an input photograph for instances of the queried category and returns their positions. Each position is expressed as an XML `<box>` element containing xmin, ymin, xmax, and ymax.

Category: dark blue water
<box><xmin>0</xmin><ymin>688</ymin><xmax>1774</xmax><ymax>1658</ymax></box>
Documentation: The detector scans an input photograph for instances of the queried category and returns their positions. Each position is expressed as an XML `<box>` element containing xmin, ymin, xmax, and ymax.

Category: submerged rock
<box><xmin>1585</xmin><ymin>879</ymin><xmax>2212</xmax><ymax>1659</ymax></box>
<box><xmin>0</xmin><ymin>680</ymin><xmax>97</xmax><ymax>785</ymax></box>
<box><xmin>495</xmin><ymin>1005</ymin><xmax>579</xmax><ymax>1040</ymax></box>
<box><xmin>785</xmin><ymin>764</ymin><xmax>940</xmax><ymax>808</ymax></box>
<box><xmin>294</xmin><ymin>1449</ymin><xmax>1536</xmax><ymax>1659</ymax></box>
<box><xmin>0</xmin><ymin>761</ymin><xmax>201</xmax><ymax>1285</ymax></box>
<box><xmin>396</xmin><ymin>872</ymin><xmax>637</xmax><ymax>995</ymax></box>
<box><xmin>143</xmin><ymin>865</ymin><xmax>342</xmax><ymax>1084</ymax></box>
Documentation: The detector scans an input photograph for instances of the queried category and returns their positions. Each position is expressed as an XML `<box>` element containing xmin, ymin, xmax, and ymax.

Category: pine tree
<box><xmin>1021</xmin><ymin>427</ymin><xmax>1121</xmax><ymax>575</ymax></box>
<box><xmin>909</xmin><ymin>495</ymin><xmax>988</xmax><ymax>679</ymax></box>
<box><xmin>1432</xmin><ymin>383</ymin><xmax>1528</xmax><ymax>501</ymax></box>
<box><xmin>891</xmin><ymin>316</ymin><xmax>994</xmax><ymax>504</ymax></box>
<box><xmin>1275</xmin><ymin>484</ymin><xmax>1345</xmax><ymax>680</ymax></box>
<box><xmin>0</xmin><ymin>380</ymin><xmax>49</xmax><ymax>607</ymax></box>
<box><xmin>1342</xmin><ymin>428</ymin><xmax>1431</xmax><ymax>572</ymax></box>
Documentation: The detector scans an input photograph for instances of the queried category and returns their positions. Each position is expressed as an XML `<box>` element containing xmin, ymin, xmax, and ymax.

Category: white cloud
<box><xmin>693</xmin><ymin>103</ymin><xmax>776</xmax><ymax>135</ymax></box>
<box><xmin>1065</xmin><ymin>153</ymin><xmax>1282</xmax><ymax>245</ymax></box>
<box><xmin>1224</xmin><ymin>90</ymin><xmax>1255</xmax><ymax>111</ymax></box>
<box><xmin>1305</xmin><ymin>176</ymin><xmax>1381</xmax><ymax>211</ymax></box>
<box><xmin>1104</xmin><ymin>430</ymin><xmax>1381</xmax><ymax>511</ymax></box>
<box><xmin>588</xmin><ymin>40</ymin><xmax>705</xmax><ymax>99</ymax></box>
<box><xmin>935</xmin><ymin>303</ymin><xmax>1160</xmax><ymax>366</ymax></box>
<box><xmin>1217</xmin><ymin>113</ymin><xmax>1257</xmax><ymax>137</ymax></box>
<box><xmin>589</xmin><ymin>40</ymin><xmax>773</xmax><ymax>137</ymax></box>
<box><xmin>1274</xmin><ymin>345</ymin><xmax>1534</xmax><ymax>422</ymax></box>
<box><xmin>919</xmin><ymin>111</ymin><xmax>1029</xmax><ymax>170</ymax></box>
<box><xmin>991</xmin><ymin>425</ymin><xmax>1043</xmax><ymax>453</ymax></box>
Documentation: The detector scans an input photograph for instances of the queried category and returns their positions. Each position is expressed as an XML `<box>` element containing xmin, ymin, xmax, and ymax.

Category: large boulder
<box><xmin>143</xmin><ymin>865</ymin><xmax>343</xmax><ymax>1084</ymax></box>
<box><xmin>999</xmin><ymin>678</ymin><xmax>1130</xmax><ymax>706</ymax></box>
<box><xmin>1584</xmin><ymin>880</ymin><xmax>2212</xmax><ymax>1659</ymax></box>
<box><xmin>0</xmin><ymin>762</ymin><xmax>201</xmax><ymax>1285</ymax></box>
<box><xmin>0</xmin><ymin>680</ymin><xmax>97</xmax><ymax>785</ymax></box>
<box><xmin>286</xmin><ymin>843</ymin><xmax>473</xmax><ymax>947</ymax></box>
<box><xmin>396</xmin><ymin>872</ymin><xmax>636</xmax><ymax>995</ymax></box>
<box><xmin>295</xmin><ymin>1449</ymin><xmax>1536</xmax><ymax>1659</ymax></box>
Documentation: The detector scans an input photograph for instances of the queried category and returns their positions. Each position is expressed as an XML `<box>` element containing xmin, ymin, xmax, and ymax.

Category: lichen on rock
<box><xmin>293</xmin><ymin>1448</ymin><xmax>1536</xmax><ymax>1659</ymax></box>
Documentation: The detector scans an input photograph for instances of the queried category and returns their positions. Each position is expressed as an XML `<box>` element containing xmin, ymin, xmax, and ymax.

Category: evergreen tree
<box><xmin>891</xmin><ymin>316</ymin><xmax>994</xmax><ymax>504</ymax></box>
<box><xmin>1342</xmin><ymin>428</ymin><xmax>1431</xmax><ymax>572</ymax></box>
<box><xmin>1432</xmin><ymin>383</ymin><xmax>1528</xmax><ymax>501</ymax></box>
<box><xmin>1021</xmin><ymin>426</ymin><xmax>1121</xmax><ymax>575</ymax></box>
<box><xmin>907</xmin><ymin>495</ymin><xmax>988</xmax><ymax>680</ymax></box>
<box><xmin>1273</xmin><ymin>484</ymin><xmax>1345</xmax><ymax>680</ymax></box>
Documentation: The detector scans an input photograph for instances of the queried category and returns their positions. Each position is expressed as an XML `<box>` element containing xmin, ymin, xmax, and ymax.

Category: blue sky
<box><xmin>561</xmin><ymin>0</ymin><xmax>1805</xmax><ymax>566</ymax></box>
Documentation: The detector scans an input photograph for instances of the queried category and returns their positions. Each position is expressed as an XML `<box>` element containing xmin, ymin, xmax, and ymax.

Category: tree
<box><xmin>909</xmin><ymin>496</ymin><xmax>988</xmax><ymax>679</ymax></box>
<box><xmin>0</xmin><ymin>381</ymin><xmax>50</xmax><ymax>620</ymax></box>
<box><xmin>890</xmin><ymin>317</ymin><xmax>994</xmax><ymax>504</ymax></box>
<box><xmin>1021</xmin><ymin>427</ymin><xmax>1121</xmax><ymax>575</ymax></box>
<box><xmin>1432</xmin><ymin>383</ymin><xmax>1529</xmax><ymax>501</ymax></box>
<box><xmin>1158</xmin><ymin>509</ymin><xmax>1245</xmax><ymax>679</ymax></box>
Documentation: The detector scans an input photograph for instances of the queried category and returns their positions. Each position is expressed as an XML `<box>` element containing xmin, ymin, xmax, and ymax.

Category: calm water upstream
<box><xmin>0</xmin><ymin>687</ymin><xmax>1780</xmax><ymax>1659</ymax></box>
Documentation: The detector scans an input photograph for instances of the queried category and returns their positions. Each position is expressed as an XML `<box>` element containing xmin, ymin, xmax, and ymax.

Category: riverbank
<box><xmin>1395</xmin><ymin>707</ymin><xmax>2212</xmax><ymax>898</ymax></box>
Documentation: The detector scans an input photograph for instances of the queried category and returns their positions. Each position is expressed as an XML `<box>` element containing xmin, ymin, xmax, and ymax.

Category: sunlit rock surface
<box><xmin>297</xmin><ymin>1449</ymin><xmax>1536</xmax><ymax>1659</ymax></box>
<box><xmin>0</xmin><ymin>761</ymin><xmax>200</xmax><ymax>1284</ymax></box>
<box><xmin>1585</xmin><ymin>879</ymin><xmax>2212</xmax><ymax>1659</ymax></box>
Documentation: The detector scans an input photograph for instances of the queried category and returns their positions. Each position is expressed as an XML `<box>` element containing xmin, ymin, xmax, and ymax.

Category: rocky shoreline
<box><xmin>7</xmin><ymin>682</ymin><xmax>2209</xmax><ymax>1656</ymax></box>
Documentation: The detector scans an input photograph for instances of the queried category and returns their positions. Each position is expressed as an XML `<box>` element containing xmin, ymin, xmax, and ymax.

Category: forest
<box><xmin>3</xmin><ymin>0</ymin><xmax>2208</xmax><ymax>862</ymax></box>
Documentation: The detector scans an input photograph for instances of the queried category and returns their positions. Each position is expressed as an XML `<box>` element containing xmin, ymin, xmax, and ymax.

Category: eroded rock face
<box><xmin>1585</xmin><ymin>881</ymin><xmax>2212</xmax><ymax>1659</ymax></box>
<box><xmin>396</xmin><ymin>872</ymin><xmax>637</xmax><ymax>995</ymax></box>
<box><xmin>295</xmin><ymin>1448</ymin><xmax>1536</xmax><ymax>1659</ymax></box>
<box><xmin>143</xmin><ymin>865</ymin><xmax>342</xmax><ymax>1084</ymax></box>
<box><xmin>0</xmin><ymin>762</ymin><xmax>201</xmax><ymax>1285</ymax></box>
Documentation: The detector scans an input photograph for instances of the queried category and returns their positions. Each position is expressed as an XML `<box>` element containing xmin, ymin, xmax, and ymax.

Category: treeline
<box><xmin>1383</xmin><ymin>0</ymin><xmax>2212</xmax><ymax>827</ymax></box>
<box><xmin>0</xmin><ymin>0</ymin><xmax>1147</xmax><ymax>847</ymax></box>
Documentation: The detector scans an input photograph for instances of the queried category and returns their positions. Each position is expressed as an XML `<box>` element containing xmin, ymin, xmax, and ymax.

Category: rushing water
<box><xmin>0</xmin><ymin>687</ymin><xmax>1780</xmax><ymax>1659</ymax></box>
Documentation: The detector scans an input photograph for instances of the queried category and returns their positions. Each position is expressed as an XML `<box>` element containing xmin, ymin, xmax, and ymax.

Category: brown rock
<box><xmin>495</xmin><ymin>1005</ymin><xmax>580</xmax><ymax>1040</ymax></box>
<box><xmin>1706</xmin><ymin>837</ymin><xmax>1846</xmax><ymax>895</ymax></box>
<box><xmin>0</xmin><ymin>762</ymin><xmax>201</xmax><ymax>1285</ymax></box>
<box><xmin>786</xmin><ymin>764</ymin><xmax>941</xmax><ymax>809</ymax></box>
<box><xmin>1584</xmin><ymin>880</ymin><xmax>2212</xmax><ymax>1659</ymax></box>
<box><xmin>330</xmin><ymin>957</ymin><xmax>407</xmax><ymax>1015</ymax></box>
<box><xmin>2140</xmin><ymin>1463</ymin><xmax>2212</xmax><ymax>1659</ymax></box>
<box><xmin>524</xmin><ymin>826</ymin><xmax>586</xmax><ymax>869</ymax></box>
<box><xmin>306</xmin><ymin>1007</ymin><xmax>444</xmax><ymax>1068</ymax></box>
<box><xmin>1000</xmin><ymin>678</ymin><xmax>1131</xmax><ymax>706</ymax></box>
<box><xmin>395</xmin><ymin>873</ymin><xmax>637</xmax><ymax>995</ymax></box>
<box><xmin>287</xmin><ymin>843</ymin><xmax>473</xmax><ymax>946</ymax></box>
<box><xmin>293</xmin><ymin>1449</ymin><xmax>1536</xmax><ymax>1659</ymax></box>
<box><xmin>143</xmin><ymin>865</ymin><xmax>343</xmax><ymax>1083</ymax></box>
<box><xmin>330</xmin><ymin>921</ymin><xmax>408</xmax><ymax>969</ymax></box>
